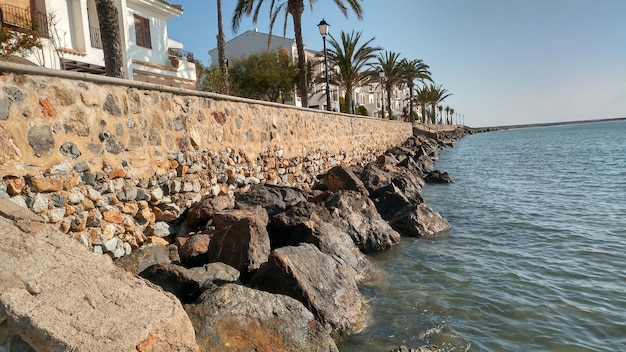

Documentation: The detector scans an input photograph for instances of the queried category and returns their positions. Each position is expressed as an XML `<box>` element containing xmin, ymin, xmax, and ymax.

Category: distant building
<box><xmin>0</xmin><ymin>0</ymin><xmax>196</xmax><ymax>89</ymax></box>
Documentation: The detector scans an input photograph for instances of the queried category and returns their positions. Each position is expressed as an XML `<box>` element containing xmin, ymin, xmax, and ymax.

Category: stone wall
<box><xmin>0</xmin><ymin>62</ymin><xmax>412</xmax><ymax>257</ymax></box>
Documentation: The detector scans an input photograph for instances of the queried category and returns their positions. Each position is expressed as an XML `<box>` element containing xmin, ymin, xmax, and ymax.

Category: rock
<box><xmin>289</xmin><ymin>218</ymin><xmax>370</xmax><ymax>282</ymax></box>
<box><xmin>139</xmin><ymin>263</ymin><xmax>215</xmax><ymax>303</ymax></box>
<box><xmin>177</xmin><ymin>233</ymin><xmax>212</xmax><ymax>267</ymax></box>
<box><xmin>389</xmin><ymin>203</ymin><xmax>451</xmax><ymax>237</ymax></box>
<box><xmin>185</xmin><ymin>283</ymin><xmax>337</xmax><ymax>352</ymax></box>
<box><xmin>153</xmin><ymin>202</ymin><xmax>180</xmax><ymax>222</ymax></box>
<box><xmin>6</xmin><ymin>176</ymin><xmax>25</xmax><ymax>196</ymax></box>
<box><xmin>102</xmin><ymin>210</ymin><xmax>123</xmax><ymax>224</ymax></box>
<box><xmin>318</xmin><ymin>164</ymin><xmax>369</xmax><ymax>196</ymax></box>
<box><xmin>250</xmin><ymin>243</ymin><xmax>362</xmax><ymax>332</ymax></box>
<box><xmin>234</xmin><ymin>183</ymin><xmax>306</xmax><ymax>217</ymax></box>
<box><xmin>145</xmin><ymin>221</ymin><xmax>172</xmax><ymax>238</ymax></box>
<box><xmin>29</xmin><ymin>193</ymin><xmax>48</xmax><ymax>213</ymax></box>
<box><xmin>27</xmin><ymin>125</ymin><xmax>54</xmax><ymax>157</ymax></box>
<box><xmin>390</xmin><ymin>346</ymin><xmax>441</xmax><ymax>352</ymax></box>
<box><xmin>114</xmin><ymin>243</ymin><xmax>171</xmax><ymax>274</ymax></box>
<box><xmin>269</xmin><ymin>201</ymin><xmax>333</xmax><ymax>249</ymax></box>
<box><xmin>322</xmin><ymin>191</ymin><xmax>401</xmax><ymax>253</ymax></box>
<box><xmin>59</xmin><ymin>142</ymin><xmax>81</xmax><ymax>159</ymax></box>
<box><xmin>0</xmin><ymin>199</ymin><xmax>199</xmax><ymax>352</ymax></box>
<box><xmin>191</xmin><ymin>262</ymin><xmax>240</xmax><ymax>283</ymax></box>
<box><xmin>29</xmin><ymin>176</ymin><xmax>65</xmax><ymax>192</ymax></box>
<box><xmin>208</xmin><ymin>208</ymin><xmax>271</xmax><ymax>275</ymax></box>
<box><xmin>424</xmin><ymin>170</ymin><xmax>454</xmax><ymax>184</ymax></box>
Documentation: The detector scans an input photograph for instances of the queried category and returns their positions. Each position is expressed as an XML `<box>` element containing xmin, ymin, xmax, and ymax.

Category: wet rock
<box><xmin>424</xmin><ymin>170</ymin><xmax>454</xmax><ymax>184</ymax></box>
<box><xmin>250</xmin><ymin>243</ymin><xmax>362</xmax><ymax>332</ymax></box>
<box><xmin>389</xmin><ymin>203</ymin><xmax>451</xmax><ymax>237</ymax></box>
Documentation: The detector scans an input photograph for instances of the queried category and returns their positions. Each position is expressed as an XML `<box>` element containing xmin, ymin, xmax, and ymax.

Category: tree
<box><xmin>449</xmin><ymin>108</ymin><xmax>455</xmax><ymax>124</ymax></box>
<box><xmin>326</xmin><ymin>30</ymin><xmax>381</xmax><ymax>114</ymax></box>
<box><xmin>400</xmin><ymin>58</ymin><xmax>431</xmax><ymax>122</ymax></box>
<box><xmin>195</xmin><ymin>61</ymin><xmax>229</xmax><ymax>93</ymax></box>
<box><xmin>376</xmin><ymin>51</ymin><xmax>403</xmax><ymax>119</ymax></box>
<box><xmin>437</xmin><ymin>105</ymin><xmax>443</xmax><ymax>124</ymax></box>
<box><xmin>216</xmin><ymin>0</ymin><xmax>229</xmax><ymax>92</ymax></box>
<box><xmin>95</xmin><ymin>0</ymin><xmax>125</xmax><ymax>78</ymax></box>
<box><xmin>415</xmin><ymin>85</ymin><xmax>430</xmax><ymax>123</ymax></box>
<box><xmin>445</xmin><ymin>106</ymin><xmax>450</xmax><ymax>124</ymax></box>
<box><xmin>229</xmin><ymin>49</ymin><xmax>297</xmax><ymax>102</ymax></box>
<box><xmin>425</xmin><ymin>84</ymin><xmax>451</xmax><ymax>124</ymax></box>
<box><xmin>232</xmin><ymin>0</ymin><xmax>364</xmax><ymax>108</ymax></box>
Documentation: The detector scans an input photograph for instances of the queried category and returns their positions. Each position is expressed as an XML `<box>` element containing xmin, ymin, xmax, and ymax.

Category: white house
<box><xmin>0</xmin><ymin>0</ymin><xmax>196</xmax><ymax>89</ymax></box>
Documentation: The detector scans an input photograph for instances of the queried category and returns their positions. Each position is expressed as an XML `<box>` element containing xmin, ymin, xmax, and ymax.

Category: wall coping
<box><xmin>0</xmin><ymin>61</ymin><xmax>407</xmax><ymax>124</ymax></box>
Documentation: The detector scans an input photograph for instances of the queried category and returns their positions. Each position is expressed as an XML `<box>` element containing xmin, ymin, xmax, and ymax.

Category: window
<box><xmin>134</xmin><ymin>14</ymin><xmax>151</xmax><ymax>49</ymax></box>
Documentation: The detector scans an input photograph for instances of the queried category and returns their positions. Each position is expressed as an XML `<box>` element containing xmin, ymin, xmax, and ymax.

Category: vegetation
<box><xmin>0</xmin><ymin>28</ymin><xmax>41</xmax><ymax>57</ymax></box>
<box><xmin>375</xmin><ymin>51</ymin><xmax>403</xmax><ymax>119</ymax></box>
<box><xmin>95</xmin><ymin>0</ymin><xmax>125</xmax><ymax>78</ymax></box>
<box><xmin>355</xmin><ymin>105</ymin><xmax>368</xmax><ymax>116</ymax></box>
<box><xmin>400</xmin><ymin>59</ymin><xmax>432</xmax><ymax>122</ymax></box>
<box><xmin>326</xmin><ymin>30</ymin><xmax>381</xmax><ymax>114</ymax></box>
<box><xmin>216</xmin><ymin>0</ymin><xmax>229</xmax><ymax>93</ymax></box>
<box><xmin>232</xmin><ymin>0</ymin><xmax>364</xmax><ymax>108</ymax></box>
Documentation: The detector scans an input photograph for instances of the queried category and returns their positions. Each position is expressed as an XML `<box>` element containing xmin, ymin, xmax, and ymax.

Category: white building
<box><xmin>0</xmin><ymin>0</ymin><xmax>196</xmax><ymax>89</ymax></box>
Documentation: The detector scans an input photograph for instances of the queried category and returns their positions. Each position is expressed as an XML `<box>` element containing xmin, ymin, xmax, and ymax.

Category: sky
<box><xmin>167</xmin><ymin>0</ymin><xmax>626</xmax><ymax>127</ymax></box>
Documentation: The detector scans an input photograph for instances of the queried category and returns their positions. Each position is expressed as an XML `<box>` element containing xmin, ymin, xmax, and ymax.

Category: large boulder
<box><xmin>177</xmin><ymin>232</ymin><xmax>213</xmax><ymax>267</ymax></box>
<box><xmin>269</xmin><ymin>201</ymin><xmax>333</xmax><ymax>249</ymax></box>
<box><xmin>317</xmin><ymin>164</ymin><xmax>369</xmax><ymax>196</ymax></box>
<box><xmin>207</xmin><ymin>207</ymin><xmax>271</xmax><ymax>275</ymax></box>
<box><xmin>114</xmin><ymin>243</ymin><xmax>171</xmax><ymax>274</ymax></box>
<box><xmin>185</xmin><ymin>283</ymin><xmax>337</xmax><ymax>352</ymax></box>
<box><xmin>250</xmin><ymin>243</ymin><xmax>362</xmax><ymax>332</ymax></box>
<box><xmin>0</xmin><ymin>199</ymin><xmax>199</xmax><ymax>352</ymax></box>
<box><xmin>424</xmin><ymin>170</ymin><xmax>454</xmax><ymax>184</ymax></box>
<box><xmin>389</xmin><ymin>203</ymin><xmax>451</xmax><ymax>237</ymax></box>
<box><xmin>235</xmin><ymin>183</ymin><xmax>307</xmax><ymax>217</ymax></box>
<box><xmin>321</xmin><ymin>191</ymin><xmax>400</xmax><ymax>253</ymax></box>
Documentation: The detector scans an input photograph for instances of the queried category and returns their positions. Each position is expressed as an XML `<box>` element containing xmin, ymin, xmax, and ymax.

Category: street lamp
<box><xmin>318</xmin><ymin>19</ymin><xmax>331</xmax><ymax>111</ymax></box>
<box><xmin>378</xmin><ymin>68</ymin><xmax>385</xmax><ymax>119</ymax></box>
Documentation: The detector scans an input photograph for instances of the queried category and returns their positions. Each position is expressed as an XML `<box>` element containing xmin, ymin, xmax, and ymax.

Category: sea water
<box><xmin>339</xmin><ymin>120</ymin><xmax>626</xmax><ymax>351</ymax></box>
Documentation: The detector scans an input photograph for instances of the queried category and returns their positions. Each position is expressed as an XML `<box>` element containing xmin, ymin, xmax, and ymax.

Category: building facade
<box><xmin>0</xmin><ymin>0</ymin><xmax>196</xmax><ymax>89</ymax></box>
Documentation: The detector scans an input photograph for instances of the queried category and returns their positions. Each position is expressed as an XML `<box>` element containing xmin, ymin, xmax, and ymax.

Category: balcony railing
<box><xmin>0</xmin><ymin>4</ymin><xmax>49</xmax><ymax>38</ymax></box>
<box><xmin>168</xmin><ymin>48</ymin><xmax>194</xmax><ymax>62</ymax></box>
<box><xmin>89</xmin><ymin>26</ymin><xmax>102</xmax><ymax>49</ymax></box>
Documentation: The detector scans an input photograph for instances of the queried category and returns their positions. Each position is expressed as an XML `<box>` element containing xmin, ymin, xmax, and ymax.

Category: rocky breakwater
<box><xmin>110</xmin><ymin>127</ymin><xmax>468</xmax><ymax>351</ymax></box>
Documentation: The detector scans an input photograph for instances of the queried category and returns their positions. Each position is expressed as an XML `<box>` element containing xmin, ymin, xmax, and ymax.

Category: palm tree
<box><xmin>326</xmin><ymin>30</ymin><xmax>380</xmax><ymax>114</ymax></box>
<box><xmin>415</xmin><ymin>85</ymin><xmax>430</xmax><ymax>123</ymax></box>
<box><xmin>437</xmin><ymin>105</ymin><xmax>443</xmax><ymax>124</ymax></box>
<box><xmin>427</xmin><ymin>84</ymin><xmax>452</xmax><ymax>124</ymax></box>
<box><xmin>400</xmin><ymin>58</ymin><xmax>431</xmax><ymax>122</ymax></box>
<box><xmin>376</xmin><ymin>51</ymin><xmax>403</xmax><ymax>119</ymax></box>
<box><xmin>232</xmin><ymin>0</ymin><xmax>364</xmax><ymax>108</ymax></box>
<box><xmin>445</xmin><ymin>106</ymin><xmax>450</xmax><ymax>124</ymax></box>
<box><xmin>449</xmin><ymin>108</ymin><xmax>455</xmax><ymax>124</ymax></box>
<box><xmin>217</xmin><ymin>0</ymin><xmax>229</xmax><ymax>92</ymax></box>
<box><xmin>95</xmin><ymin>0</ymin><xmax>125</xmax><ymax>78</ymax></box>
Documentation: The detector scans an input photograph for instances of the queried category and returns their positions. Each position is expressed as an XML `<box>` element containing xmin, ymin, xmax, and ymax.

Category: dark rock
<box><xmin>372</xmin><ymin>183</ymin><xmax>419</xmax><ymax>220</ymax></box>
<box><xmin>250</xmin><ymin>243</ymin><xmax>362</xmax><ymax>332</ymax></box>
<box><xmin>207</xmin><ymin>208</ymin><xmax>271</xmax><ymax>275</ymax></box>
<box><xmin>73</xmin><ymin>161</ymin><xmax>89</xmax><ymax>173</ymax></box>
<box><xmin>139</xmin><ymin>262</ymin><xmax>223</xmax><ymax>303</ymax></box>
<box><xmin>290</xmin><ymin>219</ymin><xmax>370</xmax><ymax>282</ymax></box>
<box><xmin>59</xmin><ymin>142</ymin><xmax>81</xmax><ymax>159</ymax></box>
<box><xmin>322</xmin><ymin>191</ymin><xmax>400</xmax><ymax>253</ymax></box>
<box><xmin>105</xmin><ymin>136</ymin><xmax>125</xmax><ymax>154</ymax></box>
<box><xmin>185</xmin><ymin>283</ymin><xmax>337</xmax><ymax>352</ymax></box>
<box><xmin>390</xmin><ymin>346</ymin><xmax>440</xmax><ymax>352</ymax></box>
<box><xmin>3</xmin><ymin>87</ymin><xmax>25</xmax><ymax>102</ymax></box>
<box><xmin>114</xmin><ymin>243</ymin><xmax>171</xmax><ymax>274</ymax></box>
<box><xmin>191</xmin><ymin>262</ymin><xmax>240</xmax><ymax>284</ymax></box>
<box><xmin>317</xmin><ymin>165</ymin><xmax>369</xmax><ymax>196</ymax></box>
<box><xmin>0</xmin><ymin>98</ymin><xmax>10</xmax><ymax>120</ymax></box>
<box><xmin>103</xmin><ymin>94</ymin><xmax>121</xmax><ymax>116</ymax></box>
<box><xmin>424</xmin><ymin>170</ymin><xmax>454</xmax><ymax>184</ymax></box>
<box><xmin>389</xmin><ymin>203</ymin><xmax>451</xmax><ymax>237</ymax></box>
<box><xmin>27</xmin><ymin>125</ymin><xmax>54</xmax><ymax>157</ymax></box>
<box><xmin>235</xmin><ymin>184</ymin><xmax>306</xmax><ymax>217</ymax></box>
<box><xmin>269</xmin><ymin>201</ymin><xmax>333</xmax><ymax>248</ymax></box>
<box><xmin>148</xmin><ymin>126</ymin><xmax>162</xmax><ymax>146</ymax></box>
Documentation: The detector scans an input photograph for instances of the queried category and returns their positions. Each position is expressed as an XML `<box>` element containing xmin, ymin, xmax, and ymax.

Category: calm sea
<box><xmin>339</xmin><ymin>119</ymin><xmax>626</xmax><ymax>351</ymax></box>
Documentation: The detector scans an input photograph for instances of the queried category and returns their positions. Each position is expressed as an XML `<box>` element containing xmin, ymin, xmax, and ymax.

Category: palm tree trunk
<box><xmin>345</xmin><ymin>90</ymin><xmax>353</xmax><ymax>114</ymax></box>
<box><xmin>95</xmin><ymin>0</ymin><xmax>125</xmax><ymax>78</ymax></box>
<box><xmin>216</xmin><ymin>0</ymin><xmax>229</xmax><ymax>93</ymax></box>
<box><xmin>288</xmin><ymin>2</ymin><xmax>308</xmax><ymax>108</ymax></box>
<box><xmin>386</xmin><ymin>82</ymin><xmax>392</xmax><ymax>119</ymax></box>
<box><xmin>408</xmin><ymin>83</ymin><xmax>414</xmax><ymax>122</ymax></box>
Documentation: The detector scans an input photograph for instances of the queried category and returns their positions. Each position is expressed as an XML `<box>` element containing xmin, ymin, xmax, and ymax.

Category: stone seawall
<box><xmin>0</xmin><ymin>62</ymin><xmax>412</xmax><ymax>257</ymax></box>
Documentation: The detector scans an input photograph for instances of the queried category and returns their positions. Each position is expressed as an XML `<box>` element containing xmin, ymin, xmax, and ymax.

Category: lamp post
<box><xmin>318</xmin><ymin>19</ymin><xmax>331</xmax><ymax>111</ymax></box>
<box><xmin>378</xmin><ymin>68</ymin><xmax>385</xmax><ymax>119</ymax></box>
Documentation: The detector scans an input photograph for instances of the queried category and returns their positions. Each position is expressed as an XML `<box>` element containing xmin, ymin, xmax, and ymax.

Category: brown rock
<box><xmin>30</xmin><ymin>176</ymin><xmax>64</xmax><ymax>192</ymax></box>
<box><xmin>108</xmin><ymin>168</ymin><xmax>126</xmax><ymax>179</ymax></box>
<box><xmin>103</xmin><ymin>210</ymin><xmax>123</xmax><ymax>224</ymax></box>
<box><xmin>147</xmin><ymin>236</ymin><xmax>169</xmax><ymax>246</ymax></box>
<box><xmin>177</xmin><ymin>165</ymin><xmax>189</xmax><ymax>177</ymax></box>
<box><xmin>6</xmin><ymin>177</ymin><xmax>25</xmax><ymax>196</ymax></box>
<box><xmin>185</xmin><ymin>284</ymin><xmax>337</xmax><ymax>352</ymax></box>
<box><xmin>321</xmin><ymin>165</ymin><xmax>369</xmax><ymax>196</ymax></box>
<box><xmin>39</xmin><ymin>97</ymin><xmax>57</xmax><ymax>117</ymax></box>
<box><xmin>178</xmin><ymin>233</ymin><xmax>212</xmax><ymax>267</ymax></box>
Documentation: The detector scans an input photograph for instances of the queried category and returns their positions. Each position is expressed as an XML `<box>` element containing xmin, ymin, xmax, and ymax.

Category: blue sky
<box><xmin>168</xmin><ymin>0</ymin><xmax>626</xmax><ymax>127</ymax></box>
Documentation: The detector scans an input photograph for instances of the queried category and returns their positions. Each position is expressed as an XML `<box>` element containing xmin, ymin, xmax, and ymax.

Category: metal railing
<box><xmin>168</xmin><ymin>48</ymin><xmax>194</xmax><ymax>62</ymax></box>
<box><xmin>89</xmin><ymin>26</ymin><xmax>102</xmax><ymax>49</ymax></box>
<box><xmin>0</xmin><ymin>4</ymin><xmax>49</xmax><ymax>38</ymax></box>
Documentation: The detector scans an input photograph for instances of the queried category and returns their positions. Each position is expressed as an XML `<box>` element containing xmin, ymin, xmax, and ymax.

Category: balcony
<box><xmin>168</xmin><ymin>47</ymin><xmax>194</xmax><ymax>62</ymax></box>
<box><xmin>0</xmin><ymin>4</ymin><xmax>49</xmax><ymax>38</ymax></box>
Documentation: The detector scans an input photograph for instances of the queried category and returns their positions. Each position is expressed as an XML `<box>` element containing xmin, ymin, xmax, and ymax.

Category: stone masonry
<box><xmin>0</xmin><ymin>62</ymin><xmax>412</xmax><ymax>258</ymax></box>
